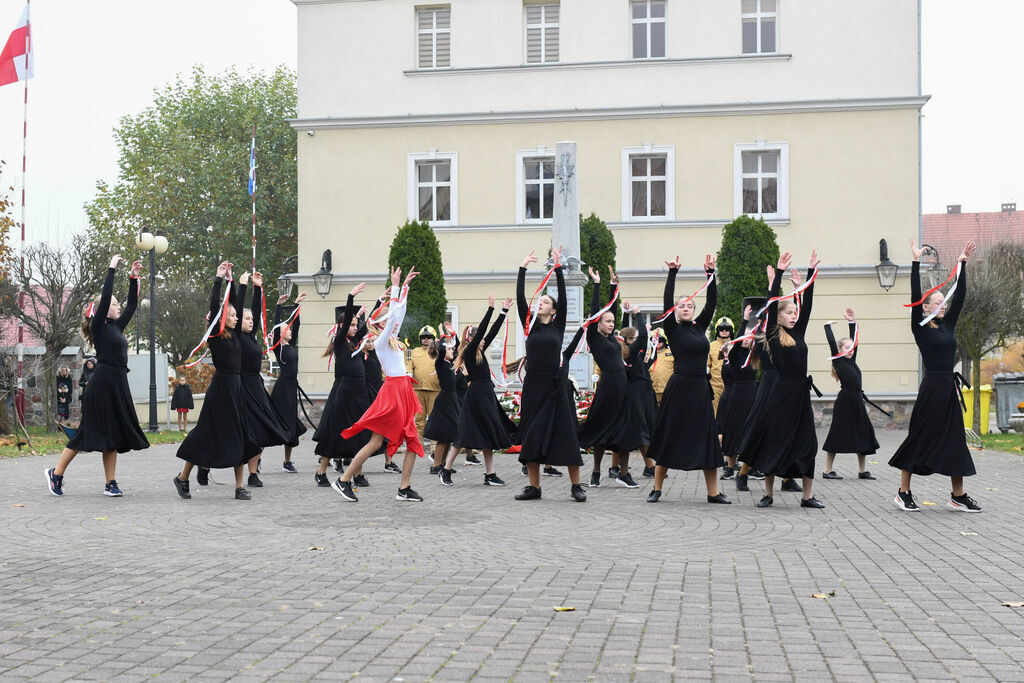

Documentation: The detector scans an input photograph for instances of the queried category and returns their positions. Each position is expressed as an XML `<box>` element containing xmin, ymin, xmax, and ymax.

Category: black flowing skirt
<box><xmin>648</xmin><ymin>373</ymin><xmax>722</xmax><ymax>471</ymax></box>
<box><xmin>518</xmin><ymin>369</ymin><xmax>583</xmax><ymax>466</ymax></box>
<box><xmin>718</xmin><ymin>380</ymin><xmax>758</xmax><ymax>460</ymax></box>
<box><xmin>423</xmin><ymin>389</ymin><xmax>461</xmax><ymax>443</ymax></box>
<box><xmin>242</xmin><ymin>373</ymin><xmax>289</xmax><ymax>449</ymax></box>
<box><xmin>889</xmin><ymin>372</ymin><xmax>975</xmax><ymax>476</ymax></box>
<box><xmin>313</xmin><ymin>376</ymin><xmax>371</xmax><ymax>458</ymax></box>
<box><xmin>743</xmin><ymin>375</ymin><xmax>817</xmax><ymax>479</ymax></box>
<box><xmin>270</xmin><ymin>376</ymin><xmax>307</xmax><ymax>448</ymax></box>
<box><xmin>176</xmin><ymin>372</ymin><xmax>260</xmax><ymax>468</ymax></box>
<box><xmin>578</xmin><ymin>370</ymin><xmax>629</xmax><ymax>448</ymax></box>
<box><xmin>66</xmin><ymin>364</ymin><xmax>149</xmax><ymax>454</ymax></box>
<box><xmin>823</xmin><ymin>387</ymin><xmax>879</xmax><ymax>455</ymax></box>
<box><xmin>455</xmin><ymin>380</ymin><xmax>514</xmax><ymax>451</ymax></box>
<box><xmin>614</xmin><ymin>378</ymin><xmax>653</xmax><ymax>451</ymax></box>
<box><xmin>734</xmin><ymin>369</ymin><xmax>778</xmax><ymax>460</ymax></box>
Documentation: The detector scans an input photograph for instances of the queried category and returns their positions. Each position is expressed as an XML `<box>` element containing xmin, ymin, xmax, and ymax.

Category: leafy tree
<box><xmin>386</xmin><ymin>220</ymin><xmax>446</xmax><ymax>341</ymax></box>
<box><xmin>83</xmin><ymin>65</ymin><xmax>297</xmax><ymax>302</ymax></box>
<box><xmin>579</xmin><ymin>212</ymin><xmax>618</xmax><ymax>324</ymax></box>
<box><xmin>0</xmin><ymin>160</ymin><xmax>15</xmax><ymax>280</ymax></box>
<box><xmin>715</xmin><ymin>215</ymin><xmax>780</xmax><ymax>333</ymax></box>
<box><xmin>151</xmin><ymin>279</ymin><xmax>213</xmax><ymax>368</ymax></box>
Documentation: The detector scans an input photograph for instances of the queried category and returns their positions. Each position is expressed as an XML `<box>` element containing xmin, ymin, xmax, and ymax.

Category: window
<box><xmin>742</xmin><ymin>0</ymin><xmax>777</xmax><ymax>54</ymax></box>
<box><xmin>525</xmin><ymin>3</ymin><xmax>559</xmax><ymax>64</ymax></box>
<box><xmin>408</xmin><ymin>152</ymin><xmax>458</xmax><ymax>225</ymax></box>
<box><xmin>734</xmin><ymin>142</ymin><xmax>788</xmax><ymax>219</ymax></box>
<box><xmin>516</xmin><ymin>151</ymin><xmax>555</xmax><ymax>223</ymax></box>
<box><xmin>631</xmin><ymin>0</ymin><xmax>666</xmax><ymax>59</ymax></box>
<box><xmin>417</xmin><ymin>7</ymin><xmax>451</xmax><ymax>68</ymax></box>
<box><xmin>621</xmin><ymin>146</ymin><xmax>675</xmax><ymax>222</ymax></box>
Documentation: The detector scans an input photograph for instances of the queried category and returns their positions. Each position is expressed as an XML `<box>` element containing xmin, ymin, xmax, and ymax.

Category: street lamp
<box><xmin>138</xmin><ymin>228</ymin><xmax>169</xmax><ymax>433</ymax></box>
<box><xmin>313</xmin><ymin>249</ymin><xmax>333</xmax><ymax>299</ymax></box>
<box><xmin>875</xmin><ymin>239</ymin><xmax>899</xmax><ymax>291</ymax></box>
<box><xmin>920</xmin><ymin>243</ymin><xmax>941</xmax><ymax>287</ymax></box>
<box><xmin>276</xmin><ymin>273</ymin><xmax>292</xmax><ymax>299</ymax></box>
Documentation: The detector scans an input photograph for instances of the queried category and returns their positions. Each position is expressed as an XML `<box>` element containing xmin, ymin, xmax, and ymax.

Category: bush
<box><xmin>579</xmin><ymin>213</ymin><xmax>619</xmax><ymax>325</ymax></box>
<box><xmin>715</xmin><ymin>215</ymin><xmax>780</xmax><ymax>334</ymax></box>
<box><xmin>387</xmin><ymin>219</ymin><xmax>447</xmax><ymax>341</ymax></box>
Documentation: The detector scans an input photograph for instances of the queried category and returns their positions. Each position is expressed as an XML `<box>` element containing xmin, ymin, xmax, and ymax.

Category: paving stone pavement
<box><xmin>2</xmin><ymin>429</ymin><xmax>1023</xmax><ymax>681</ymax></box>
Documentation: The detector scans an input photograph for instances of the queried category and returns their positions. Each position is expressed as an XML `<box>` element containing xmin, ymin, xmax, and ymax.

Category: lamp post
<box><xmin>313</xmin><ymin>249</ymin><xmax>333</xmax><ymax>299</ymax></box>
<box><xmin>875</xmin><ymin>239</ymin><xmax>899</xmax><ymax>291</ymax></box>
<box><xmin>920</xmin><ymin>243</ymin><xmax>941</xmax><ymax>287</ymax></box>
<box><xmin>135</xmin><ymin>228</ymin><xmax>169</xmax><ymax>432</ymax></box>
<box><xmin>277</xmin><ymin>254</ymin><xmax>297</xmax><ymax>300</ymax></box>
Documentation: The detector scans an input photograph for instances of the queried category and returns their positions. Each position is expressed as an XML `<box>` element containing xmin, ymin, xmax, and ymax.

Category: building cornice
<box><xmin>289</xmin><ymin>96</ymin><xmax>931</xmax><ymax>130</ymax></box>
<box><xmin>403</xmin><ymin>53</ymin><xmax>791</xmax><ymax>77</ymax></box>
<box><xmin>428</xmin><ymin>218</ymin><xmax>791</xmax><ymax>233</ymax></box>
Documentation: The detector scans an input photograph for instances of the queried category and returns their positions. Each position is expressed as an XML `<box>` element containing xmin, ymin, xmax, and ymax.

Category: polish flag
<box><xmin>0</xmin><ymin>4</ymin><xmax>33</xmax><ymax>88</ymax></box>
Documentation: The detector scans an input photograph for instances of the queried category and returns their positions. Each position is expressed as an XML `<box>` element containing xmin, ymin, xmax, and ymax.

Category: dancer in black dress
<box><xmin>890</xmin><ymin>240</ymin><xmax>980</xmax><ymax>512</ymax></box>
<box><xmin>617</xmin><ymin>301</ymin><xmax>655</xmax><ymax>477</ymax></box>
<box><xmin>717</xmin><ymin>305</ymin><xmax>758</xmax><ymax>479</ymax></box>
<box><xmin>446</xmin><ymin>295</ymin><xmax>514</xmax><ymax>485</ymax></box>
<box><xmin>171</xmin><ymin>375</ymin><xmax>194</xmax><ymax>433</ymax></box>
<box><xmin>579</xmin><ymin>267</ymin><xmax>636</xmax><ymax>488</ymax></box>
<box><xmin>647</xmin><ymin>254</ymin><xmax>729</xmax><ymax>504</ymax></box>
<box><xmin>432</xmin><ymin>325</ymin><xmax>467</xmax><ymax>485</ymax></box>
<box><xmin>46</xmin><ymin>255</ymin><xmax>149</xmax><ymax>497</ymax></box>
<box><xmin>515</xmin><ymin>248</ymin><xmax>586</xmax><ymax>502</ymax></box>
<box><xmin>821</xmin><ymin>308</ymin><xmax>879</xmax><ymax>481</ymax></box>
<box><xmin>173</xmin><ymin>261</ymin><xmax>260</xmax><ymax>501</ymax></box>
<box><xmin>742</xmin><ymin>251</ymin><xmax>825</xmax><ymax>509</ymax></box>
<box><xmin>313</xmin><ymin>283</ymin><xmax>373</xmax><ymax>488</ymax></box>
<box><xmin>270</xmin><ymin>291</ymin><xmax>309</xmax><ymax>473</ymax></box>
<box><xmin>237</xmin><ymin>272</ymin><xmax>289</xmax><ymax>488</ymax></box>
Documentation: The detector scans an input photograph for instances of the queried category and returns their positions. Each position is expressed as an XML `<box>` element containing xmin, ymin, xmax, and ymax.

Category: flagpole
<box><xmin>14</xmin><ymin>0</ymin><xmax>29</xmax><ymax>431</ymax></box>
<box><xmin>251</xmin><ymin>124</ymin><xmax>256</xmax><ymax>272</ymax></box>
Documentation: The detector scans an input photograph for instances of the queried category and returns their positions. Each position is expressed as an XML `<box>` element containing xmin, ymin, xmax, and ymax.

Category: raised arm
<box><xmin>562</xmin><ymin>325</ymin><xmax>586</xmax><ymax>366</ymax></box>
<box><xmin>554</xmin><ymin>266</ymin><xmax>567</xmax><ymax>335</ymax></box>
<box><xmin>663</xmin><ymin>267</ymin><xmax>678</xmax><ymax>328</ymax></box>
<box><xmin>379</xmin><ymin>285</ymin><xmax>407</xmax><ymax>342</ymax></box>
<box><xmin>767</xmin><ymin>267</ymin><xmax>785</xmax><ymax>337</ymax></box>
<box><xmin>230</xmin><ymin>281</ymin><xmax>243</xmax><ymax>333</ymax></box>
<box><xmin>910</xmin><ymin>261</ymin><xmax>923</xmax><ymax>327</ymax></box>
<box><xmin>793</xmin><ymin>276</ymin><xmax>813</xmax><ymax>337</ymax></box>
<box><xmin>945</xmin><ymin>260</ymin><xmax>967</xmax><ymax>328</ymax></box>
<box><xmin>465</xmin><ymin>306</ymin><xmax>494</xmax><ymax>356</ymax></box>
<box><xmin>209</xmin><ymin>277</ymin><xmax>224</xmax><ymax>322</ymax></box>
<box><xmin>272</xmin><ymin>305</ymin><xmax>285</xmax><ymax>362</ymax></box>
<box><xmin>695</xmin><ymin>271</ymin><xmax>718</xmax><ymax>331</ymax></box>
<box><xmin>117</xmin><ymin>271</ymin><xmax>140</xmax><ymax>331</ymax></box>
<box><xmin>629</xmin><ymin>312</ymin><xmax>648</xmax><ymax>356</ymax></box>
<box><xmin>251</xmin><ymin>284</ymin><xmax>263</xmax><ymax>336</ymax></box>
<box><xmin>824</xmin><ymin>324</ymin><xmax>839</xmax><ymax>357</ymax></box>
<box><xmin>517</xmin><ymin>267</ymin><xmax>531</xmax><ymax>333</ymax></box>
<box><xmin>290</xmin><ymin>306</ymin><xmax>301</xmax><ymax>346</ymax></box>
<box><xmin>848</xmin><ymin>321</ymin><xmax>858</xmax><ymax>362</ymax></box>
<box><xmin>482</xmin><ymin>299</ymin><xmax>510</xmax><ymax>352</ymax></box>
<box><xmin>91</xmin><ymin>266</ymin><xmax>116</xmax><ymax>338</ymax></box>
<box><xmin>341</xmin><ymin>293</ymin><xmax>356</xmax><ymax>342</ymax></box>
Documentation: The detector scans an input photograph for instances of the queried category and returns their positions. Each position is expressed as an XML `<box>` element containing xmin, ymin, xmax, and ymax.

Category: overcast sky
<box><xmin>0</xmin><ymin>0</ymin><xmax>1018</xmax><ymax>247</ymax></box>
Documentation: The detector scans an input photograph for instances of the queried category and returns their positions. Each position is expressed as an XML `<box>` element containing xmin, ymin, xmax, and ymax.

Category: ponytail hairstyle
<box><xmin>619</xmin><ymin>326</ymin><xmax>638</xmax><ymax>360</ymax></box>
<box><xmin>453</xmin><ymin>325</ymin><xmax>482</xmax><ymax>371</ymax></box>
<box><xmin>80</xmin><ymin>295</ymin><xmax>102</xmax><ymax>348</ymax></box>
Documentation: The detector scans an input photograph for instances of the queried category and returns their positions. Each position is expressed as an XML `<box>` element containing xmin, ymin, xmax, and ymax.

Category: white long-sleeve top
<box><xmin>375</xmin><ymin>285</ymin><xmax>409</xmax><ymax>378</ymax></box>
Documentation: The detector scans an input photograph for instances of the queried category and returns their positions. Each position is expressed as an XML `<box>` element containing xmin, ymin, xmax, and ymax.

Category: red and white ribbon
<box><xmin>522</xmin><ymin>267</ymin><xmax>556</xmax><ymax>338</ymax></box>
<box><xmin>581</xmin><ymin>284</ymin><xmax>620</xmax><ymax>329</ymax></box>
<box><xmin>756</xmin><ymin>268</ymin><xmax>818</xmax><ymax>318</ymax></box>
<box><xmin>184</xmin><ymin>279</ymin><xmax>232</xmax><ymax>368</ymax></box>
<box><xmin>267</xmin><ymin>305</ymin><xmax>301</xmax><ymax>352</ymax></box>
<box><xmin>721</xmin><ymin>319</ymin><xmax>761</xmax><ymax>365</ymax></box>
<box><xmin>827</xmin><ymin>320</ymin><xmax>859</xmax><ymax>360</ymax></box>
<box><xmin>84</xmin><ymin>302</ymin><xmax>95</xmax><ymax>319</ymax></box>
<box><xmin>906</xmin><ymin>262</ymin><xmax>961</xmax><ymax>327</ymax></box>
<box><xmin>349</xmin><ymin>286</ymin><xmax>408</xmax><ymax>358</ymax></box>
<box><xmin>653</xmin><ymin>271</ymin><xmax>716</xmax><ymax>324</ymax></box>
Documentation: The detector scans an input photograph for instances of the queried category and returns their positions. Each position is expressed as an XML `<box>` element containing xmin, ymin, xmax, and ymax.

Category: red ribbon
<box><xmin>828</xmin><ymin>321</ymin><xmax>859</xmax><ymax>360</ymax></box>
<box><xmin>654</xmin><ymin>271</ymin><xmax>715</xmax><ymax>324</ymax></box>
<box><xmin>904</xmin><ymin>263</ymin><xmax>958</xmax><ymax>308</ymax></box>
<box><xmin>756</xmin><ymin>268</ymin><xmax>818</xmax><ymax>318</ymax></box>
<box><xmin>522</xmin><ymin>267</ymin><xmax>555</xmax><ymax>338</ymax></box>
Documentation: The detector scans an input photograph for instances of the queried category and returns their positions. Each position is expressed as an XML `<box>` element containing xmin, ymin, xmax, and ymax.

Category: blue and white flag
<box><xmin>248</xmin><ymin>134</ymin><xmax>256</xmax><ymax>196</ymax></box>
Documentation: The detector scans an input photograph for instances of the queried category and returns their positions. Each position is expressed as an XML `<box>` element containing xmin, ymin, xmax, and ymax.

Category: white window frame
<box><xmin>445</xmin><ymin>305</ymin><xmax>459</xmax><ymax>333</ymax></box>
<box><xmin>408</xmin><ymin>151</ymin><xmax>459</xmax><ymax>226</ymax></box>
<box><xmin>524</xmin><ymin>2</ymin><xmax>560</xmax><ymax>64</ymax></box>
<box><xmin>630</xmin><ymin>0</ymin><xmax>667</xmax><ymax>60</ymax></box>
<box><xmin>416</xmin><ymin>6</ymin><xmax>451</xmax><ymax>69</ymax></box>
<box><xmin>741</xmin><ymin>0</ymin><xmax>778</xmax><ymax>55</ymax></box>
<box><xmin>621</xmin><ymin>145</ymin><xmax>675</xmax><ymax>222</ymax></box>
<box><xmin>515</xmin><ymin>147</ymin><xmax>556</xmax><ymax>224</ymax></box>
<box><xmin>733</xmin><ymin>141</ymin><xmax>789</xmax><ymax>220</ymax></box>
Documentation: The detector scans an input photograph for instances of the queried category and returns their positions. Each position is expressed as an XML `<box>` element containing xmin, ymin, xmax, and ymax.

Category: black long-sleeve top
<box><xmin>463</xmin><ymin>306</ymin><xmax>507</xmax><ymax>382</ymax></box>
<box><xmin>726</xmin><ymin>318</ymin><xmax>757</xmax><ymax>383</ymax></box>
<box><xmin>662</xmin><ymin>267</ymin><xmax>717</xmax><ymax>376</ymax></box>
<box><xmin>766</xmin><ymin>268</ymin><xmax>813</xmax><ymax>379</ymax></box>
<box><xmin>757</xmin><ymin>268</ymin><xmax>813</xmax><ymax>373</ymax></box>
<box><xmin>622</xmin><ymin>311</ymin><xmax>650</xmax><ymax>383</ymax></box>
<box><xmin>272</xmin><ymin>304</ymin><xmax>301</xmax><ymax>382</ymax></box>
<box><xmin>434</xmin><ymin>337</ymin><xmax>458</xmax><ymax>392</ymax></box>
<box><xmin>331</xmin><ymin>293</ymin><xmax>369</xmax><ymax>379</ymax></box>
<box><xmin>90</xmin><ymin>267</ymin><xmax>139</xmax><ymax>368</ymax></box>
<box><xmin>207</xmin><ymin>276</ymin><xmax>242</xmax><ymax>374</ymax></box>
<box><xmin>911</xmin><ymin>260</ymin><xmax>966</xmax><ymax>372</ymax></box>
<box><xmin>236</xmin><ymin>283</ymin><xmax>265</xmax><ymax>375</ymax></box>
<box><xmin>587</xmin><ymin>281</ymin><xmax>625</xmax><ymax>376</ymax></box>
<box><xmin>517</xmin><ymin>266</ymin><xmax>567</xmax><ymax>374</ymax></box>
<box><xmin>825</xmin><ymin>322</ymin><xmax>861</xmax><ymax>391</ymax></box>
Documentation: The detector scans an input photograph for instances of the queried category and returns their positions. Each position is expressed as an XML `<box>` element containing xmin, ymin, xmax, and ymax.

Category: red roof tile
<box><xmin>923</xmin><ymin>209</ymin><xmax>1024</xmax><ymax>266</ymax></box>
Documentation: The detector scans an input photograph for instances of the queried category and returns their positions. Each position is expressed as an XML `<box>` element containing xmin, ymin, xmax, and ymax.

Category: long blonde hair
<box><xmin>772</xmin><ymin>301</ymin><xmax>797</xmax><ymax>348</ymax></box>
<box><xmin>831</xmin><ymin>336</ymin><xmax>853</xmax><ymax>381</ymax></box>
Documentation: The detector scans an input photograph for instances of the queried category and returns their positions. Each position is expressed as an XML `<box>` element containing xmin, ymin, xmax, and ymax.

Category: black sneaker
<box><xmin>589</xmin><ymin>471</ymin><xmax>601</xmax><ymax>488</ymax></box>
<box><xmin>780</xmin><ymin>479</ymin><xmax>803</xmax><ymax>493</ymax></box>
<box><xmin>801</xmin><ymin>496</ymin><xmax>826</xmax><ymax>509</ymax></box>
<box><xmin>173</xmin><ymin>476</ymin><xmax>191</xmax><ymax>500</ymax></box>
<box><xmin>748</xmin><ymin>469</ymin><xmax>766</xmax><ymax>480</ymax></box>
<box><xmin>521</xmin><ymin>465</ymin><xmax>528</xmax><ymax>476</ymax></box>
<box><xmin>45</xmin><ymin>467</ymin><xmax>64</xmax><ymax>496</ymax></box>
<box><xmin>282</xmin><ymin>461</ymin><xmax>298</xmax><ymax>473</ymax></box>
<box><xmin>615</xmin><ymin>472</ymin><xmax>639</xmax><ymax>489</ymax></box>
<box><xmin>756</xmin><ymin>495</ymin><xmax>774</xmax><ymax>508</ymax></box>
<box><xmin>247</xmin><ymin>473</ymin><xmax>263</xmax><ymax>488</ymax></box>
<box><xmin>543</xmin><ymin>466</ymin><xmax>563</xmax><ymax>477</ymax></box>
<box><xmin>196</xmin><ymin>467</ymin><xmax>209</xmax><ymax>486</ymax></box>
<box><xmin>708</xmin><ymin>493</ymin><xmax>732</xmax><ymax>504</ymax></box>
<box><xmin>948</xmin><ymin>493</ymin><xmax>982</xmax><ymax>513</ymax></box>
<box><xmin>439</xmin><ymin>468</ymin><xmax>453</xmax><ymax>486</ymax></box>
<box><xmin>608</xmin><ymin>466</ymin><xmax>620</xmax><ymax>480</ymax></box>
<box><xmin>396</xmin><ymin>487</ymin><xmax>423</xmax><ymax>502</ymax></box>
<box><xmin>720</xmin><ymin>466</ymin><xmax>735</xmax><ymax>480</ymax></box>
<box><xmin>893</xmin><ymin>490</ymin><xmax>919</xmax><ymax>512</ymax></box>
<box><xmin>647</xmin><ymin>489</ymin><xmax>661</xmax><ymax>503</ymax></box>
<box><xmin>235</xmin><ymin>487</ymin><xmax>251</xmax><ymax>500</ymax></box>
<box><xmin>333</xmin><ymin>459</ymin><xmax>344</xmax><ymax>472</ymax></box>
<box><xmin>353</xmin><ymin>474</ymin><xmax>370</xmax><ymax>488</ymax></box>
<box><xmin>332</xmin><ymin>478</ymin><xmax>358</xmax><ymax>502</ymax></box>
<box><xmin>735</xmin><ymin>474</ymin><xmax>749</xmax><ymax>492</ymax></box>
<box><xmin>429</xmin><ymin>464</ymin><xmax>442</xmax><ymax>476</ymax></box>
<box><xmin>384</xmin><ymin>461</ymin><xmax>401</xmax><ymax>474</ymax></box>
<box><xmin>104</xmin><ymin>480</ymin><xmax>123</xmax><ymax>497</ymax></box>
<box><xmin>571</xmin><ymin>484</ymin><xmax>587</xmax><ymax>502</ymax></box>
<box><xmin>464</xmin><ymin>454</ymin><xmax>482</xmax><ymax>466</ymax></box>
<box><xmin>858</xmin><ymin>471</ymin><xmax>876</xmax><ymax>480</ymax></box>
<box><xmin>822</xmin><ymin>471</ymin><xmax>842</xmax><ymax>480</ymax></box>
<box><xmin>315</xmin><ymin>472</ymin><xmax>331</xmax><ymax>487</ymax></box>
<box><xmin>514</xmin><ymin>485</ymin><xmax>542</xmax><ymax>500</ymax></box>
<box><xmin>484</xmin><ymin>472</ymin><xmax>506</xmax><ymax>486</ymax></box>
<box><xmin>641</xmin><ymin>466</ymin><xmax>655</xmax><ymax>478</ymax></box>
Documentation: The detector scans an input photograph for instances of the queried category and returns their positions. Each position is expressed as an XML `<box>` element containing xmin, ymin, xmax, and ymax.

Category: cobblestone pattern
<box><xmin>1</xmin><ymin>430</ymin><xmax>1022</xmax><ymax>681</ymax></box>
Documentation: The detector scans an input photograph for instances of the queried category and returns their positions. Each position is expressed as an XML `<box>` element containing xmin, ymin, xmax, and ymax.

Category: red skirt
<box><xmin>176</xmin><ymin>408</ymin><xmax>190</xmax><ymax>413</ymax></box>
<box><xmin>342</xmin><ymin>375</ymin><xmax>424</xmax><ymax>457</ymax></box>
